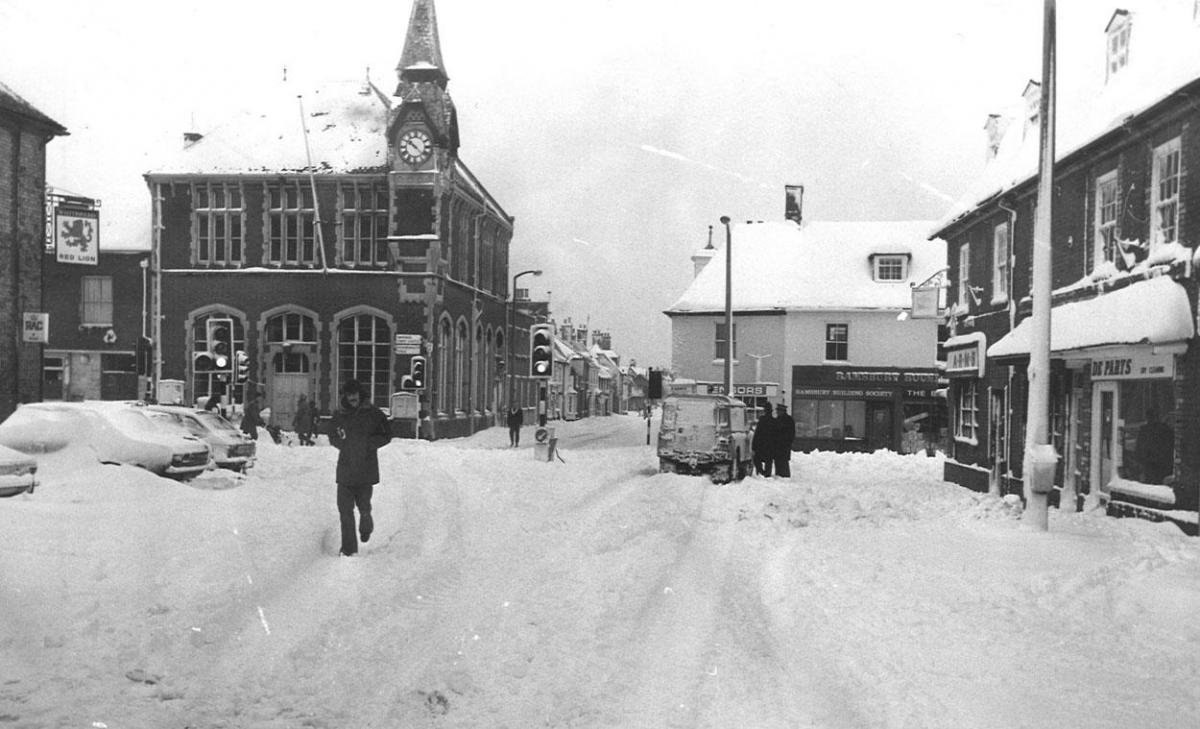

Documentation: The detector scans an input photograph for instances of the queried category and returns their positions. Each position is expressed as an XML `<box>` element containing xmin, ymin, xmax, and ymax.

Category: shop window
<box><xmin>796</xmin><ymin>399</ymin><xmax>866</xmax><ymax>441</ymax></box>
<box><xmin>80</xmin><ymin>276</ymin><xmax>113</xmax><ymax>327</ymax></box>
<box><xmin>43</xmin><ymin>356</ymin><xmax>65</xmax><ymax>400</ymax></box>
<box><xmin>193</xmin><ymin>182</ymin><xmax>244</xmax><ymax>265</ymax></box>
<box><xmin>991</xmin><ymin>221</ymin><xmax>1009</xmax><ymax>304</ymax></box>
<box><xmin>825</xmin><ymin>324</ymin><xmax>848</xmax><ymax>362</ymax></box>
<box><xmin>1094</xmin><ymin>171</ymin><xmax>1119</xmax><ymax>266</ymax></box>
<box><xmin>1150</xmin><ymin>138</ymin><xmax>1181</xmax><ymax>249</ymax></box>
<box><xmin>954</xmin><ymin>380</ymin><xmax>979</xmax><ymax>443</ymax></box>
<box><xmin>1118</xmin><ymin>380</ymin><xmax>1175</xmax><ymax>484</ymax></box>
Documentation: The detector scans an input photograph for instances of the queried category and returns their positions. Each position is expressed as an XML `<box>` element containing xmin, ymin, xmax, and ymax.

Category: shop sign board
<box><xmin>54</xmin><ymin>207</ymin><xmax>99</xmax><ymax>265</ymax></box>
<box><xmin>1089</xmin><ymin>349</ymin><xmax>1175</xmax><ymax>380</ymax></box>
<box><xmin>393</xmin><ymin>333</ymin><xmax>422</xmax><ymax>355</ymax></box>
<box><xmin>944</xmin><ymin>332</ymin><xmax>986</xmax><ymax>378</ymax></box>
<box><xmin>704</xmin><ymin>383</ymin><xmax>779</xmax><ymax>397</ymax></box>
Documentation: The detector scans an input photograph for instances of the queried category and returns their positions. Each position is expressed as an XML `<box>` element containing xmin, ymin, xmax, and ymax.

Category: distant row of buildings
<box><xmin>0</xmin><ymin>0</ymin><xmax>646</xmax><ymax>440</ymax></box>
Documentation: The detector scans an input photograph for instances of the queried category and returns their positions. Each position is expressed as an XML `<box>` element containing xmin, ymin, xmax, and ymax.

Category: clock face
<box><xmin>398</xmin><ymin>129</ymin><xmax>433</xmax><ymax>165</ymax></box>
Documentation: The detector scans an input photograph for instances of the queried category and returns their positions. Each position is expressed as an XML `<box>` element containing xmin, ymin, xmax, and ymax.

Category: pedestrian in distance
<box><xmin>751</xmin><ymin>405</ymin><xmax>776</xmax><ymax>477</ymax></box>
<box><xmin>506</xmin><ymin>405</ymin><xmax>523</xmax><ymax>447</ymax></box>
<box><xmin>772</xmin><ymin>403</ymin><xmax>796</xmax><ymax>478</ymax></box>
<box><xmin>308</xmin><ymin>398</ymin><xmax>320</xmax><ymax>444</ymax></box>
<box><xmin>241</xmin><ymin>391</ymin><xmax>264</xmax><ymax>441</ymax></box>
<box><xmin>293</xmin><ymin>394</ymin><xmax>315</xmax><ymax>446</ymax></box>
<box><xmin>329</xmin><ymin>380</ymin><xmax>393</xmax><ymax>557</ymax></box>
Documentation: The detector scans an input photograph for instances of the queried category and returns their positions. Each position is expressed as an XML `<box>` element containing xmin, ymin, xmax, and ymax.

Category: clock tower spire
<box><xmin>389</xmin><ymin>0</ymin><xmax>458</xmax><ymax>162</ymax></box>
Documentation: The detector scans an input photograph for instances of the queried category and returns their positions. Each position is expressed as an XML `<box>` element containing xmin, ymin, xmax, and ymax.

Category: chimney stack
<box><xmin>691</xmin><ymin>225</ymin><xmax>716</xmax><ymax>278</ymax></box>
<box><xmin>785</xmin><ymin>184</ymin><xmax>804</xmax><ymax>225</ymax></box>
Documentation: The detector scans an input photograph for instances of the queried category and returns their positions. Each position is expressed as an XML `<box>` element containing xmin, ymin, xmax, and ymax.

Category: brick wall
<box><xmin>0</xmin><ymin>121</ymin><xmax>48</xmax><ymax>420</ymax></box>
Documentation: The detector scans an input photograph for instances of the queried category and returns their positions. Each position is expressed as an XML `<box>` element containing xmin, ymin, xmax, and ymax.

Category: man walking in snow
<box><xmin>772</xmin><ymin>403</ymin><xmax>796</xmax><ymax>478</ymax></box>
<box><xmin>329</xmin><ymin>380</ymin><xmax>393</xmax><ymax>557</ymax></box>
<box><xmin>506</xmin><ymin>405</ymin><xmax>524</xmax><ymax>447</ymax></box>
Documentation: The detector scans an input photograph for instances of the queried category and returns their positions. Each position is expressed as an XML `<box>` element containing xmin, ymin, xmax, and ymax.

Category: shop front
<box><xmin>702</xmin><ymin>382</ymin><xmax>780</xmax><ymax>415</ymax></box>
<box><xmin>790</xmin><ymin>366</ymin><xmax>942</xmax><ymax>453</ymax></box>
<box><xmin>1076</xmin><ymin>346</ymin><xmax>1182</xmax><ymax>509</ymax></box>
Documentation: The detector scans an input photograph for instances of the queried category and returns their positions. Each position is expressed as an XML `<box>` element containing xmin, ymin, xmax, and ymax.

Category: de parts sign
<box><xmin>54</xmin><ymin>207</ymin><xmax>99</xmax><ymax>265</ymax></box>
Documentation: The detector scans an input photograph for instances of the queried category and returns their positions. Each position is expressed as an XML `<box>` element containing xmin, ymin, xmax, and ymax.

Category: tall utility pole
<box><xmin>720</xmin><ymin>216</ymin><xmax>734</xmax><ymax>396</ymax></box>
<box><xmin>1023</xmin><ymin>0</ymin><xmax>1057</xmax><ymax>531</ymax></box>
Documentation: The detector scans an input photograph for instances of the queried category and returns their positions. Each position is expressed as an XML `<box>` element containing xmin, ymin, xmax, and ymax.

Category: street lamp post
<box><xmin>720</xmin><ymin>216</ymin><xmax>734</xmax><ymax>396</ymax></box>
<box><xmin>507</xmin><ymin>269</ymin><xmax>543</xmax><ymax>410</ymax></box>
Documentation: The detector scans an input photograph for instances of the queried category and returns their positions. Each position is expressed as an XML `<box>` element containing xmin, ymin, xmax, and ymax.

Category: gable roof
<box><xmin>666</xmin><ymin>220</ymin><xmax>945</xmax><ymax>313</ymax></box>
<box><xmin>0</xmin><ymin>80</ymin><xmax>67</xmax><ymax>136</ymax></box>
<box><xmin>936</xmin><ymin>0</ymin><xmax>1200</xmax><ymax>234</ymax></box>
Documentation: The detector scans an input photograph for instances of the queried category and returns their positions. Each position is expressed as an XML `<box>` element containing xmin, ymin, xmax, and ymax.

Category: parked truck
<box><xmin>657</xmin><ymin>394</ymin><xmax>753</xmax><ymax>483</ymax></box>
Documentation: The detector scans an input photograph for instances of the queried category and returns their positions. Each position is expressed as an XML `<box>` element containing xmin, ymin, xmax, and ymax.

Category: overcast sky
<box><xmin>1</xmin><ymin>0</ymin><xmax>1048</xmax><ymax>367</ymax></box>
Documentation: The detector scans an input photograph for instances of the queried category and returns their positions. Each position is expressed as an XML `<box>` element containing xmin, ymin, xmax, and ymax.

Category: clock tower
<box><xmin>387</xmin><ymin>0</ymin><xmax>458</xmax><ymax>172</ymax></box>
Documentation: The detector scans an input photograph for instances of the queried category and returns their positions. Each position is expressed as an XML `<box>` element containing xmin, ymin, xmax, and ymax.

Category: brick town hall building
<box><xmin>145</xmin><ymin>0</ymin><xmax>515</xmax><ymax>438</ymax></box>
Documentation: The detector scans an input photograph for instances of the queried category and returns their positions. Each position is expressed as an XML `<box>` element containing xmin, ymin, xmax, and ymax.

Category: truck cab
<box><xmin>657</xmin><ymin>394</ymin><xmax>752</xmax><ymax>483</ymax></box>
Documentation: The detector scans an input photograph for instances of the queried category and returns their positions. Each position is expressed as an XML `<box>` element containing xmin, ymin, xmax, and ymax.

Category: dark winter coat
<box><xmin>293</xmin><ymin>398</ymin><xmax>314</xmax><ymax>433</ymax></box>
<box><xmin>774</xmin><ymin>411</ymin><xmax>796</xmax><ymax>460</ymax></box>
<box><xmin>752</xmin><ymin>411</ymin><xmax>775</xmax><ymax>458</ymax></box>
<box><xmin>329</xmin><ymin>393</ymin><xmax>392</xmax><ymax>486</ymax></box>
<box><xmin>506</xmin><ymin>407</ymin><xmax>524</xmax><ymax>429</ymax></box>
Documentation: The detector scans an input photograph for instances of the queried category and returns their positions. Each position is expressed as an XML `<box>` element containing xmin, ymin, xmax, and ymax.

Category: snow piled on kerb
<box><xmin>2</xmin><ymin>415</ymin><xmax>1199</xmax><ymax>728</ymax></box>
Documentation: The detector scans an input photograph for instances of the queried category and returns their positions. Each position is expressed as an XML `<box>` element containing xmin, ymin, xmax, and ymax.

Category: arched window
<box><xmin>266</xmin><ymin>311</ymin><xmax>317</xmax><ymax>374</ymax></box>
<box><xmin>437</xmin><ymin>318</ymin><xmax>452</xmax><ymax>414</ymax></box>
<box><xmin>455</xmin><ymin>319</ymin><xmax>468</xmax><ymax>412</ymax></box>
<box><xmin>475</xmin><ymin>324</ymin><xmax>486</xmax><ymax>413</ymax></box>
<box><xmin>336</xmin><ymin>314</ymin><xmax>391</xmax><ymax>405</ymax></box>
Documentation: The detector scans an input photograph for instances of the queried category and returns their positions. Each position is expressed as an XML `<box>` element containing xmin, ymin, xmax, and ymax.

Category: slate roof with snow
<box><xmin>150</xmin><ymin>80</ymin><xmax>392</xmax><ymax>176</ymax></box>
<box><xmin>0</xmin><ymin>80</ymin><xmax>67</xmax><ymax>135</ymax></box>
<box><xmin>936</xmin><ymin>0</ymin><xmax>1200</xmax><ymax>233</ymax></box>
<box><xmin>666</xmin><ymin>220</ymin><xmax>946</xmax><ymax>313</ymax></box>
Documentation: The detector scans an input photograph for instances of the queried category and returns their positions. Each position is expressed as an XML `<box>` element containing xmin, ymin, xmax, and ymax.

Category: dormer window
<box><xmin>1106</xmin><ymin>10</ymin><xmax>1131</xmax><ymax>81</ymax></box>
<box><xmin>870</xmin><ymin>253</ymin><xmax>909</xmax><ymax>282</ymax></box>
<box><xmin>1022</xmin><ymin>81</ymin><xmax>1041</xmax><ymax>139</ymax></box>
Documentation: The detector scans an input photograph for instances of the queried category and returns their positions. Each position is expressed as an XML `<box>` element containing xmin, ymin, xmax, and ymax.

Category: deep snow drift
<box><xmin>2</xmin><ymin>414</ymin><xmax>1198</xmax><ymax>728</ymax></box>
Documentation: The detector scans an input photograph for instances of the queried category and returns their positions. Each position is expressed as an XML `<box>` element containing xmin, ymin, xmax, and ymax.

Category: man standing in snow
<box><xmin>751</xmin><ymin>405</ymin><xmax>775</xmax><ymax>476</ymax></box>
<box><xmin>329</xmin><ymin>380</ymin><xmax>393</xmax><ymax>557</ymax></box>
<box><xmin>772</xmin><ymin>403</ymin><xmax>796</xmax><ymax>478</ymax></box>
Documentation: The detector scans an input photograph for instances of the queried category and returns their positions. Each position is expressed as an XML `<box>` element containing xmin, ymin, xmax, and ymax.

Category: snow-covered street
<box><xmin>2</xmin><ymin>414</ymin><xmax>1199</xmax><ymax>729</ymax></box>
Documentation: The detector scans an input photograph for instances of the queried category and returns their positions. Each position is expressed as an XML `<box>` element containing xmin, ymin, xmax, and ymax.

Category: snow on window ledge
<box><xmin>1108</xmin><ymin>476</ymin><xmax>1175</xmax><ymax>505</ymax></box>
<box><xmin>953</xmin><ymin>435</ymin><xmax>979</xmax><ymax>447</ymax></box>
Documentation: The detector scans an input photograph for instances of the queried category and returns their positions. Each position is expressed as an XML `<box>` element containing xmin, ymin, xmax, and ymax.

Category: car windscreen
<box><xmin>105</xmin><ymin>409</ymin><xmax>164</xmax><ymax>434</ymax></box>
<box><xmin>148</xmin><ymin>410</ymin><xmax>205</xmax><ymax>437</ymax></box>
<box><xmin>193</xmin><ymin>411</ymin><xmax>239</xmax><ymax>433</ymax></box>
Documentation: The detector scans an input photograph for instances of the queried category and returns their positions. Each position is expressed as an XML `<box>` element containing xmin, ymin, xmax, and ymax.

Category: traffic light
<box><xmin>410</xmin><ymin>355</ymin><xmax>426</xmax><ymax>389</ymax></box>
<box><xmin>206</xmin><ymin>317</ymin><xmax>234</xmax><ymax>372</ymax></box>
<box><xmin>530</xmin><ymin>323</ymin><xmax>553</xmax><ymax>378</ymax></box>
<box><xmin>235</xmin><ymin>350</ymin><xmax>250</xmax><ymax>383</ymax></box>
<box><xmin>193</xmin><ymin>351</ymin><xmax>217</xmax><ymax>371</ymax></box>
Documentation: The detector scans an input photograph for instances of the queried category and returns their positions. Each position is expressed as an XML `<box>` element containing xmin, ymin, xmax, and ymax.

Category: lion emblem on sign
<box><xmin>60</xmin><ymin>218</ymin><xmax>94</xmax><ymax>252</ymax></box>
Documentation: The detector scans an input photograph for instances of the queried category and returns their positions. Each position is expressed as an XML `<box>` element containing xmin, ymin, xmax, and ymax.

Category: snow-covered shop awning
<box><xmin>987</xmin><ymin>277</ymin><xmax>1194</xmax><ymax>358</ymax></box>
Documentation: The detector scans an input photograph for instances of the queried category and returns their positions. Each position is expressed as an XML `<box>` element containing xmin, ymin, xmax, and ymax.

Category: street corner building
<box><xmin>0</xmin><ymin>80</ymin><xmax>68</xmax><ymax>421</ymax></box>
<box><xmin>664</xmin><ymin>186</ymin><xmax>949</xmax><ymax>455</ymax></box>
<box><xmin>934</xmin><ymin>0</ymin><xmax>1200</xmax><ymax>533</ymax></box>
<box><xmin>143</xmin><ymin>0</ymin><xmax>515</xmax><ymax>439</ymax></box>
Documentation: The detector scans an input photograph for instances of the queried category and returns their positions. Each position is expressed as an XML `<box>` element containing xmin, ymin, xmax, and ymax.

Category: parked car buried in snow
<box><xmin>0</xmin><ymin>402</ymin><xmax>211</xmax><ymax>481</ymax></box>
<box><xmin>657</xmin><ymin>394</ymin><xmax>753</xmax><ymax>483</ymax></box>
<box><xmin>0</xmin><ymin>444</ymin><xmax>37</xmax><ymax>497</ymax></box>
<box><xmin>142</xmin><ymin>405</ymin><xmax>256</xmax><ymax>472</ymax></box>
